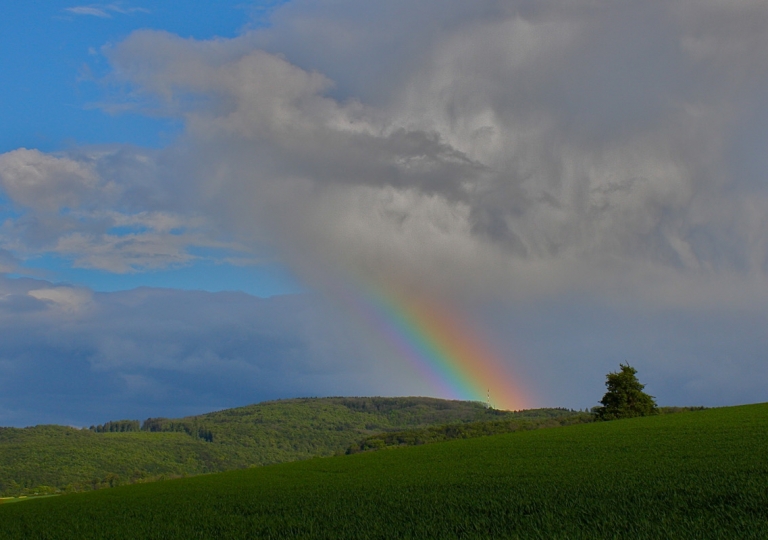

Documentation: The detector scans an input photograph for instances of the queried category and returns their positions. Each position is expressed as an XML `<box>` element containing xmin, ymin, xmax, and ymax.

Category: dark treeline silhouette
<box><xmin>89</xmin><ymin>420</ymin><xmax>140</xmax><ymax>433</ymax></box>
<box><xmin>141</xmin><ymin>418</ymin><xmax>214</xmax><ymax>442</ymax></box>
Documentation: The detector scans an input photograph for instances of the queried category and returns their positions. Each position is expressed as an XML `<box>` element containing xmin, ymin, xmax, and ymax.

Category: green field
<box><xmin>1</xmin><ymin>403</ymin><xmax>765</xmax><ymax>539</ymax></box>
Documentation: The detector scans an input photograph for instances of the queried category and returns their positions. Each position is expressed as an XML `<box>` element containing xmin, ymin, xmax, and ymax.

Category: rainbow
<box><xmin>338</xmin><ymin>277</ymin><xmax>529</xmax><ymax>411</ymax></box>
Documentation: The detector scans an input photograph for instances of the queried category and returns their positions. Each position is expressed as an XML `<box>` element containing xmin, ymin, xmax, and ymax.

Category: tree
<box><xmin>594</xmin><ymin>363</ymin><xmax>657</xmax><ymax>420</ymax></box>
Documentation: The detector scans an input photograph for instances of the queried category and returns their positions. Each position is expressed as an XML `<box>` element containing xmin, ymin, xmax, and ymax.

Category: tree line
<box><xmin>89</xmin><ymin>419</ymin><xmax>213</xmax><ymax>441</ymax></box>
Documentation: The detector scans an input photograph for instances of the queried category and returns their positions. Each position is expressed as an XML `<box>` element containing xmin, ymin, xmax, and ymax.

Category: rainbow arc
<box><xmin>341</xmin><ymin>277</ymin><xmax>529</xmax><ymax>411</ymax></box>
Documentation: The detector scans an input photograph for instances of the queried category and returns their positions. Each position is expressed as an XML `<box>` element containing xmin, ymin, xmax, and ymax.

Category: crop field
<box><xmin>1</xmin><ymin>403</ymin><xmax>766</xmax><ymax>539</ymax></box>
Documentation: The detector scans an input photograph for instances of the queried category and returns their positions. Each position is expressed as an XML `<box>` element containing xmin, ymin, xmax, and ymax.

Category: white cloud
<box><xmin>8</xmin><ymin>2</ymin><xmax>768</xmax><ymax>307</ymax></box>
<box><xmin>28</xmin><ymin>286</ymin><xmax>93</xmax><ymax>313</ymax></box>
<box><xmin>0</xmin><ymin>149</ymin><xmax>103</xmax><ymax>212</ymax></box>
<box><xmin>0</xmin><ymin>249</ymin><xmax>25</xmax><ymax>274</ymax></box>
<box><xmin>0</xmin><ymin>146</ymin><xmax>250</xmax><ymax>273</ymax></box>
<box><xmin>66</xmin><ymin>6</ymin><xmax>112</xmax><ymax>18</ymax></box>
<box><xmin>65</xmin><ymin>4</ymin><xmax>149</xmax><ymax>19</ymax></box>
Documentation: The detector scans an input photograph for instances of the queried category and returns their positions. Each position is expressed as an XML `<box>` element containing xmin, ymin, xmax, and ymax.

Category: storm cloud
<box><xmin>0</xmin><ymin>275</ymin><xmax>406</xmax><ymax>426</ymax></box>
<box><xmin>1</xmin><ymin>0</ymin><xmax>767</xmax><ymax>421</ymax></box>
<box><xmin>88</xmin><ymin>0</ymin><xmax>768</xmax><ymax>305</ymax></box>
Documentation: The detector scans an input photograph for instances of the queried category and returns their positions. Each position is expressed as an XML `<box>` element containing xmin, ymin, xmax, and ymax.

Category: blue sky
<box><xmin>1</xmin><ymin>0</ymin><xmax>768</xmax><ymax>426</ymax></box>
<box><xmin>1</xmin><ymin>0</ymin><xmax>297</xmax><ymax>296</ymax></box>
<box><xmin>1</xmin><ymin>1</ymin><xmax>248</xmax><ymax>152</ymax></box>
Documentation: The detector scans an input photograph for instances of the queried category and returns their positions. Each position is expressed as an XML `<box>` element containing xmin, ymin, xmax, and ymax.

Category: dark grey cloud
<box><xmin>482</xmin><ymin>297</ymin><xmax>768</xmax><ymax>411</ymax></box>
<box><xmin>0</xmin><ymin>276</ymin><xmax>412</xmax><ymax>427</ymax></box>
<box><xmin>1</xmin><ymin>275</ymin><xmax>763</xmax><ymax>427</ymax></box>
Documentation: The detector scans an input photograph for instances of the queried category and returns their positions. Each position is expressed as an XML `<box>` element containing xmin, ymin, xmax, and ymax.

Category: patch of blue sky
<box><xmin>1</xmin><ymin>1</ymin><xmax>289</xmax><ymax>154</ymax></box>
<box><xmin>185</xmin><ymin>245</ymin><xmax>252</xmax><ymax>259</ymax></box>
<box><xmin>16</xmin><ymin>253</ymin><xmax>303</xmax><ymax>297</ymax></box>
<box><xmin>0</xmin><ymin>196</ymin><xmax>23</xmax><ymax>218</ymax></box>
<box><xmin>106</xmin><ymin>224</ymin><xmax>151</xmax><ymax>236</ymax></box>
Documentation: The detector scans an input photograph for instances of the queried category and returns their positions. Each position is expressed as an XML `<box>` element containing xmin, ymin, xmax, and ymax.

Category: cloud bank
<box><xmin>1</xmin><ymin>274</ymin><xmax>765</xmax><ymax>427</ymax></box>
<box><xmin>2</xmin><ymin>0</ymin><xmax>768</xmax><ymax>420</ymax></box>
<box><xmin>43</xmin><ymin>0</ymin><xmax>768</xmax><ymax>306</ymax></box>
<box><xmin>0</xmin><ymin>275</ymin><xmax>411</xmax><ymax>426</ymax></box>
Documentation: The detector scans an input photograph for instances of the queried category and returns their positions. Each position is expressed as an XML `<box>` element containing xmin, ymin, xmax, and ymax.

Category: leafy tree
<box><xmin>595</xmin><ymin>363</ymin><xmax>657</xmax><ymax>420</ymax></box>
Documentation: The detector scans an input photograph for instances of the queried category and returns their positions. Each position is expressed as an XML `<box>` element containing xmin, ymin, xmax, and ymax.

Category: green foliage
<box><xmin>0</xmin><ymin>427</ymin><xmax>224</xmax><ymax>497</ymax></box>
<box><xmin>347</xmin><ymin>409</ymin><xmax>593</xmax><ymax>453</ymax></box>
<box><xmin>594</xmin><ymin>363</ymin><xmax>658</xmax><ymax>420</ymax></box>
<box><xmin>657</xmin><ymin>406</ymin><xmax>706</xmax><ymax>414</ymax></box>
<box><xmin>0</xmin><ymin>397</ymin><xmax>521</xmax><ymax>497</ymax></box>
<box><xmin>89</xmin><ymin>420</ymin><xmax>140</xmax><ymax>433</ymax></box>
<box><xmin>141</xmin><ymin>418</ymin><xmax>214</xmax><ymax>442</ymax></box>
<box><xmin>0</xmin><ymin>404</ymin><xmax>765</xmax><ymax>539</ymax></box>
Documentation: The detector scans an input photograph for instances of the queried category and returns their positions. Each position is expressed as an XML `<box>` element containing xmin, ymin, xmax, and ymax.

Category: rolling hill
<box><xmin>0</xmin><ymin>396</ymin><xmax>582</xmax><ymax>497</ymax></box>
<box><xmin>1</xmin><ymin>403</ymin><xmax>765</xmax><ymax>539</ymax></box>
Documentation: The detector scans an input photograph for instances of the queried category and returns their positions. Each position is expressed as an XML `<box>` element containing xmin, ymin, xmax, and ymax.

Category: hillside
<box><xmin>0</xmin><ymin>396</ymin><xmax>580</xmax><ymax>496</ymax></box>
<box><xmin>345</xmin><ymin>410</ymin><xmax>593</xmax><ymax>453</ymax></box>
<box><xmin>1</xmin><ymin>403</ymin><xmax>765</xmax><ymax>539</ymax></box>
<box><xmin>345</xmin><ymin>406</ymin><xmax>700</xmax><ymax>454</ymax></box>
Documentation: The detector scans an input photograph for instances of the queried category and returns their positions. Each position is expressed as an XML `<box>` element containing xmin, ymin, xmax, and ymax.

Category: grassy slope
<box><xmin>1</xmin><ymin>403</ymin><xmax>765</xmax><ymax>539</ymax></box>
<box><xmin>0</xmin><ymin>397</ymin><xmax>574</xmax><ymax>496</ymax></box>
<box><xmin>345</xmin><ymin>406</ymin><xmax>699</xmax><ymax>454</ymax></box>
<box><xmin>346</xmin><ymin>410</ymin><xmax>594</xmax><ymax>453</ymax></box>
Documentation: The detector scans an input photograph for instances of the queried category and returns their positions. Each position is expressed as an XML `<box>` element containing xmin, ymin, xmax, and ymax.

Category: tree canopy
<box><xmin>595</xmin><ymin>363</ymin><xmax>657</xmax><ymax>420</ymax></box>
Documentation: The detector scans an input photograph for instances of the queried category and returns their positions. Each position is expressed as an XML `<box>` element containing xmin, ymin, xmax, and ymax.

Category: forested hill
<box><xmin>0</xmin><ymin>397</ymin><xmax>580</xmax><ymax>497</ymax></box>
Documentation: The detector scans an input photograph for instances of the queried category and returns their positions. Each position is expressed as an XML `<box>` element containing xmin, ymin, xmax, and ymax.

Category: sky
<box><xmin>1</xmin><ymin>0</ymin><xmax>767</xmax><ymax>427</ymax></box>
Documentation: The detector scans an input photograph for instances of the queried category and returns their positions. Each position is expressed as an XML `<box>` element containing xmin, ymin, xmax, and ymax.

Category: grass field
<box><xmin>1</xmin><ymin>403</ymin><xmax>766</xmax><ymax>539</ymax></box>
